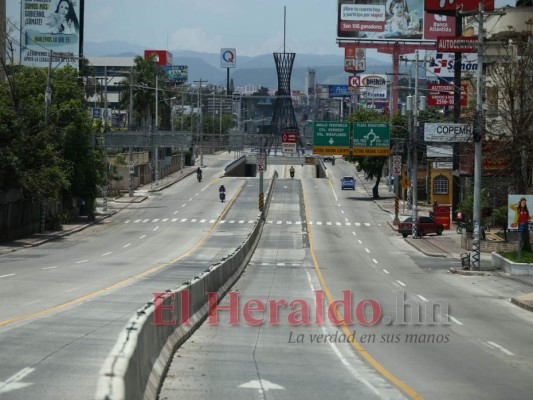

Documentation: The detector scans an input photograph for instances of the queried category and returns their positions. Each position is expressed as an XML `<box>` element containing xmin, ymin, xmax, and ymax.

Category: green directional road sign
<box><xmin>312</xmin><ymin>121</ymin><xmax>350</xmax><ymax>155</ymax></box>
<box><xmin>353</xmin><ymin>122</ymin><xmax>390</xmax><ymax>156</ymax></box>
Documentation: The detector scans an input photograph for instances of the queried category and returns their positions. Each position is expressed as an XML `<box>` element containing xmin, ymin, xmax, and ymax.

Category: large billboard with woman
<box><xmin>20</xmin><ymin>0</ymin><xmax>82</xmax><ymax>67</ymax></box>
<box><xmin>337</xmin><ymin>0</ymin><xmax>424</xmax><ymax>40</ymax></box>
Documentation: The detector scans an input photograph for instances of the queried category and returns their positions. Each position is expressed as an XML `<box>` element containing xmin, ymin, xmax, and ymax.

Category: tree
<box><xmin>1</xmin><ymin>64</ymin><xmax>102</xmax><ymax>223</ymax></box>
<box><xmin>344</xmin><ymin>109</ymin><xmax>388</xmax><ymax>198</ymax></box>
<box><xmin>483</xmin><ymin>31</ymin><xmax>533</xmax><ymax>194</ymax></box>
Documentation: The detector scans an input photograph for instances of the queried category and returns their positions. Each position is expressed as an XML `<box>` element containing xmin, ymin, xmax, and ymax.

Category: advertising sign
<box><xmin>424</xmin><ymin>123</ymin><xmax>472</xmax><ymax>142</ymax></box>
<box><xmin>360</xmin><ymin>74</ymin><xmax>387</xmax><ymax>88</ymax></box>
<box><xmin>427</xmin><ymin>82</ymin><xmax>467</xmax><ymax>107</ymax></box>
<box><xmin>220</xmin><ymin>48</ymin><xmax>237</xmax><ymax>68</ymax></box>
<box><xmin>426</xmin><ymin>51</ymin><xmax>478</xmax><ymax>78</ymax></box>
<box><xmin>328</xmin><ymin>85</ymin><xmax>352</xmax><ymax>98</ymax></box>
<box><xmin>144</xmin><ymin>50</ymin><xmax>173</xmax><ymax>66</ymax></box>
<box><xmin>21</xmin><ymin>0</ymin><xmax>82</xmax><ymax>68</ymax></box>
<box><xmin>344</xmin><ymin>47</ymin><xmax>366</xmax><ymax>72</ymax></box>
<box><xmin>337</xmin><ymin>0</ymin><xmax>424</xmax><ymax>40</ymax></box>
<box><xmin>423</xmin><ymin>12</ymin><xmax>454</xmax><ymax>40</ymax></box>
<box><xmin>507</xmin><ymin>195</ymin><xmax>533</xmax><ymax>231</ymax></box>
<box><xmin>437</xmin><ymin>36</ymin><xmax>479</xmax><ymax>53</ymax></box>
<box><xmin>425</xmin><ymin>0</ymin><xmax>494</xmax><ymax>13</ymax></box>
<box><xmin>160</xmin><ymin>65</ymin><xmax>188</xmax><ymax>84</ymax></box>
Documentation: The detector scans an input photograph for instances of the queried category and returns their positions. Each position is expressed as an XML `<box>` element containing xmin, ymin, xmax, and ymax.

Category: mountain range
<box><xmin>84</xmin><ymin>41</ymin><xmax>398</xmax><ymax>90</ymax></box>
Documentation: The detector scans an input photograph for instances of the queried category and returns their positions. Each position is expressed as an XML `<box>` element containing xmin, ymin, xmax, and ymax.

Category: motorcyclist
<box><xmin>196</xmin><ymin>167</ymin><xmax>202</xmax><ymax>177</ymax></box>
<box><xmin>289</xmin><ymin>166</ymin><xmax>295</xmax><ymax>178</ymax></box>
<box><xmin>219</xmin><ymin>184</ymin><xmax>226</xmax><ymax>193</ymax></box>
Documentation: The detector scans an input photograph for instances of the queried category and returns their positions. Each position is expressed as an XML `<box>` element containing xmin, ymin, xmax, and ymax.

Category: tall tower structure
<box><xmin>305</xmin><ymin>68</ymin><xmax>316</xmax><ymax>106</ymax></box>
<box><xmin>268</xmin><ymin>7</ymin><xmax>303</xmax><ymax>154</ymax></box>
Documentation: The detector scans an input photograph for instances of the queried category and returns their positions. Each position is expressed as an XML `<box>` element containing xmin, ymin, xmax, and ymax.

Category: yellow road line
<box><xmin>302</xmin><ymin>190</ymin><xmax>423</xmax><ymax>400</ymax></box>
<box><xmin>0</xmin><ymin>184</ymin><xmax>244</xmax><ymax>328</ymax></box>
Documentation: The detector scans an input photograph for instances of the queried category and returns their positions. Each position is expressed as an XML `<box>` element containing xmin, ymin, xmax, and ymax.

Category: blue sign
<box><xmin>92</xmin><ymin>108</ymin><xmax>102</xmax><ymax>119</ymax></box>
<box><xmin>328</xmin><ymin>85</ymin><xmax>352</xmax><ymax>98</ymax></box>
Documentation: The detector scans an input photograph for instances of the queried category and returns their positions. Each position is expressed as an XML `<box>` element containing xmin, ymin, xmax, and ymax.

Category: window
<box><xmin>433</xmin><ymin>174</ymin><xmax>449</xmax><ymax>195</ymax></box>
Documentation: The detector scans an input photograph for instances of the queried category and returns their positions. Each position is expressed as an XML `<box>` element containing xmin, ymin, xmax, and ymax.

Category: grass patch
<box><xmin>499</xmin><ymin>250</ymin><xmax>533</xmax><ymax>264</ymax></box>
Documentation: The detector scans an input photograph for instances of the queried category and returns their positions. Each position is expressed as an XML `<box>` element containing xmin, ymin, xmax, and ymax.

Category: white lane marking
<box><xmin>124</xmin><ymin>220</ymin><xmax>131</xmax><ymax>224</ymax></box>
<box><xmin>188</xmin><ymin>198</ymin><xmax>193</xmax><ymax>201</ymax></box>
<box><xmin>383</xmin><ymin>269</ymin><xmax>389</xmax><ymax>274</ymax></box>
<box><xmin>210</xmin><ymin>220</ymin><xmax>217</xmax><ymax>223</ymax></box>
<box><xmin>317</xmin><ymin>221</ymin><xmax>322</xmax><ymax>226</ymax></box>
<box><xmin>200</xmin><ymin>219</ymin><xmax>206</xmax><ymax>223</ymax></box>
<box><xmin>139</xmin><ymin>235</ymin><xmax>146</xmax><ymax>239</ymax></box>
<box><xmin>341</xmin><ymin>210</ymin><xmax>345</xmax><ymax>214</ymax></box>
<box><xmin>171</xmin><ymin>218</ymin><xmax>178</xmax><ymax>222</ymax></box>
<box><xmin>365</xmin><ymin>248</ymin><xmax>370</xmax><ymax>253</ymax></box>
<box><xmin>181</xmin><ymin>204</ymin><xmax>186</xmax><ymax>208</ymax></box>
<box><xmin>239</xmin><ymin>379</ymin><xmax>285</xmax><ymax>393</ymax></box>
<box><xmin>0</xmin><ymin>274</ymin><xmax>16</xmax><ymax>279</ymax></box>
<box><xmin>487</xmin><ymin>341</ymin><xmax>515</xmax><ymax>356</ymax></box>
<box><xmin>396</xmin><ymin>280</ymin><xmax>406</xmax><ymax>287</ymax></box>
<box><xmin>277</xmin><ymin>220</ymin><xmax>282</xmax><ymax>224</ymax></box>
<box><xmin>0</xmin><ymin>367</ymin><xmax>35</xmax><ymax>395</ymax></box>
<box><xmin>162</xmin><ymin>218</ymin><xmax>169</xmax><ymax>222</ymax></box>
<box><xmin>123</xmin><ymin>243</ymin><xmax>131</xmax><ymax>248</ymax></box>
<box><xmin>352</xmin><ymin>232</ymin><xmax>356</xmax><ymax>236</ymax></box>
<box><xmin>173</xmin><ymin>211</ymin><xmax>179</xmax><ymax>214</ymax></box>
<box><xmin>446</xmin><ymin>314</ymin><xmax>463</xmax><ymax>326</ymax></box>
<box><xmin>42</xmin><ymin>266</ymin><xmax>58</xmax><ymax>270</ymax></box>
<box><xmin>248</xmin><ymin>220</ymin><xmax>255</xmax><ymax>224</ymax></box>
<box><xmin>358</xmin><ymin>240</ymin><xmax>363</xmax><ymax>244</ymax></box>
<box><xmin>75</xmin><ymin>260</ymin><xmax>89</xmax><ymax>264</ymax></box>
<box><xmin>229</xmin><ymin>220</ymin><xmax>236</xmax><ymax>224</ymax></box>
<box><xmin>142</xmin><ymin>219</ymin><xmax>149</xmax><ymax>223</ymax></box>
<box><xmin>152</xmin><ymin>219</ymin><xmax>159</xmax><ymax>222</ymax></box>
<box><xmin>277</xmin><ymin>263</ymin><xmax>286</xmax><ymax>266</ymax></box>
<box><xmin>134</xmin><ymin>219</ymin><xmax>141</xmax><ymax>223</ymax></box>
<box><xmin>336</xmin><ymin>222</ymin><xmax>342</xmax><ymax>226</ymax></box>
<box><xmin>102</xmin><ymin>252</ymin><xmax>112</xmax><ymax>256</ymax></box>
<box><xmin>153</xmin><ymin>226</ymin><xmax>159</xmax><ymax>232</ymax></box>
<box><xmin>417</xmin><ymin>295</ymin><xmax>429</xmax><ymax>303</ymax></box>
<box><xmin>355</xmin><ymin>222</ymin><xmax>361</xmax><ymax>227</ymax></box>
<box><xmin>364</xmin><ymin>223</ymin><xmax>371</xmax><ymax>227</ymax></box>
<box><xmin>191</xmin><ymin>219</ymin><xmax>197</xmax><ymax>223</ymax></box>
<box><xmin>286</xmin><ymin>221</ymin><xmax>292</xmax><ymax>225</ymax></box>
<box><xmin>239</xmin><ymin>220</ymin><xmax>245</xmax><ymax>224</ymax></box>
<box><xmin>180</xmin><ymin>218</ymin><xmax>188</xmax><ymax>222</ymax></box>
<box><xmin>372</xmin><ymin>259</ymin><xmax>378</xmax><ymax>264</ymax></box>
<box><xmin>346</xmin><ymin>222</ymin><xmax>352</xmax><ymax>226</ymax></box>
<box><xmin>220</xmin><ymin>220</ymin><xmax>226</xmax><ymax>224</ymax></box>
<box><xmin>295</xmin><ymin>221</ymin><xmax>302</xmax><ymax>225</ymax></box>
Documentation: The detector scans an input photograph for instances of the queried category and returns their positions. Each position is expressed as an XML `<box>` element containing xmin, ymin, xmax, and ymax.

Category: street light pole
<box><xmin>194</xmin><ymin>79</ymin><xmax>208</xmax><ymax>166</ymax></box>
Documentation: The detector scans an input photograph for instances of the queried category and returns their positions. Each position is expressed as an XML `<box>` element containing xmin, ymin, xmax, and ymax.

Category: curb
<box><xmin>511</xmin><ymin>295</ymin><xmax>533</xmax><ymax>313</ymax></box>
<box><xmin>449</xmin><ymin>267</ymin><xmax>492</xmax><ymax>276</ymax></box>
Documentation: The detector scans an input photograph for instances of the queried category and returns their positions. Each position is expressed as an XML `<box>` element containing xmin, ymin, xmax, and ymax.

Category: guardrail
<box><xmin>95</xmin><ymin>172</ymin><xmax>278</xmax><ymax>400</ymax></box>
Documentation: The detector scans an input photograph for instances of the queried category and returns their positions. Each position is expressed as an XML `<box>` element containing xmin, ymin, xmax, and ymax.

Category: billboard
<box><xmin>425</xmin><ymin>0</ymin><xmax>494</xmax><ymax>13</ymax></box>
<box><xmin>423</xmin><ymin>12</ymin><xmax>454</xmax><ymax>40</ymax></box>
<box><xmin>220</xmin><ymin>48</ymin><xmax>236</xmax><ymax>68</ymax></box>
<box><xmin>424</xmin><ymin>123</ymin><xmax>472</xmax><ymax>142</ymax></box>
<box><xmin>426</xmin><ymin>51</ymin><xmax>478</xmax><ymax>78</ymax></box>
<box><xmin>144</xmin><ymin>50</ymin><xmax>173</xmax><ymax>66</ymax></box>
<box><xmin>507</xmin><ymin>195</ymin><xmax>533</xmax><ymax>231</ymax></box>
<box><xmin>328</xmin><ymin>85</ymin><xmax>352</xmax><ymax>98</ymax></box>
<box><xmin>21</xmin><ymin>0</ymin><xmax>82</xmax><ymax>68</ymax></box>
<box><xmin>160</xmin><ymin>65</ymin><xmax>188</xmax><ymax>84</ymax></box>
<box><xmin>337</xmin><ymin>0</ymin><xmax>424</xmax><ymax>40</ymax></box>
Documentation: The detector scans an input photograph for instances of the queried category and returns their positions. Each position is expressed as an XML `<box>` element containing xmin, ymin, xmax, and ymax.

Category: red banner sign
<box><xmin>282</xmin><ymin>132</ymin><xmax>297</xmax><ymax>143</ymax></box>
<box><xmin>437</xmin><ymin>36</ymin><xmax>479</xmax><ymax>52</ymax></box>
<box><xmin>428</xmin><ymin>93</ymin><xmax>467</xmax><ymax>106</ymax></box>
<box><xmin>425</xmin><ymin>0</ymin><xmax>494</xmax><ymax>13</ymax></box>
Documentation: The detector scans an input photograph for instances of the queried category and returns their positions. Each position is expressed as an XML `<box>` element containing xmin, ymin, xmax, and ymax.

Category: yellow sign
<box><xmin>351</xmin><ymin>147</ymin><xmax>390</xmax><ymax>156</ymax></box>
<box><xmin>400</xmin><ymin>177</ymin><xmax>411</xmax><ymax>189</ymax></box>
<box><xmin>312</xmin><ymin>146</ymin><xmax>351</xmax><ymax>155</ymax></box>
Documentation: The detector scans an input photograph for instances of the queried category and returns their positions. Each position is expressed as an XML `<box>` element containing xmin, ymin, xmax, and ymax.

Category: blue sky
<box><xmin>7</xmin><ymin>0</ymin><xmax>517</xmax><ymax>57</ymax></box>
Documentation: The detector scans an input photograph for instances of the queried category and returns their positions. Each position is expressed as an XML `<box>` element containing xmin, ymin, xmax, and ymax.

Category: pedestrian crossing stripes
<box><xmin>123</xmin><ymin>219</ymin><xmax>375</xmax><ymax>227</ymax></box>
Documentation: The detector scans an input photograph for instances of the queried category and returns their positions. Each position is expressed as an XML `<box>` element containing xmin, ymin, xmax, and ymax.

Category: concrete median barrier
<box><xmin>95</xmin><ymin>172</ymin><xmax>278</xmax><ymax>400</ymax></box>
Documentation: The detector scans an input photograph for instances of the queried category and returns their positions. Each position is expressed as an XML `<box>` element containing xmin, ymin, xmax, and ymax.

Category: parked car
<box><xmin>341</xmin><ymin>176</ymin><xmax>356</xmax><ymax>190</ymax></box>
<box><xmin>398</xmin><ymin>216</ymin><xmax>444</xmax><ymax>238</ymax></box>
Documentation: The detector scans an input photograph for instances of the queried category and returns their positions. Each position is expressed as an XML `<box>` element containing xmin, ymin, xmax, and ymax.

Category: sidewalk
<box><xmin>355</xmin><ymin>172</ymin><xmax>533</xmax><ymax>313</ymax></box>
<box><xmin>0</xmin><ymin>166</ymin><xmax>198</xmax><ymax>256</ymax></box>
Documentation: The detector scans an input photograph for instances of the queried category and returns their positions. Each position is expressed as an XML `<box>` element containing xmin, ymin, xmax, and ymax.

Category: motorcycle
<box><xmin>219</xmin><ymin>191</ymin><xmax>226</xmax><ymax>202</ymax></box>
<box><xmin>290</xmin><ymin>171</ymin><xmax>294</xmax><ymax>179</ymax></box>
<box><xmin>197</xmin><ymin>173</ymin><xmax>202</xmax><ymax>182</ymax></box>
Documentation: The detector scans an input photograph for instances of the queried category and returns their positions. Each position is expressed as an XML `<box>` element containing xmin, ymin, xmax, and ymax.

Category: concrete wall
<box><xmin>95</xmin><ymin>172</ymin><xmax>279</xmax><ymax>400</ymax></box>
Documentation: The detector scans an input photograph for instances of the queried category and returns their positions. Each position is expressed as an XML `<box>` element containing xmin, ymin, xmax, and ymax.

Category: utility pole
<box><xmin>103</xmin><ymin>66</ymin><xmax>109</xmax><ymax>211</ymax></box>
<box><xmin>194</xmin><ymin>79</ymin><xmax>208</xmax><ymax>166</ymax></box>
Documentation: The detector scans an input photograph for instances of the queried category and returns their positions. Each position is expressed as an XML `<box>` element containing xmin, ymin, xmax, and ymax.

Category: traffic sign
<box><xmin>282</xmin><ymin>132</ymin><xmax>297</xmax><ymax>143</ymax></box>
<box><xmin>313</xmin><ymin>121</ymin><xmax>350</xmax><ymax>147</ymax></box>
<box><xmin>400</xmin><ymin>176</ymin><xmax>411</xmax><ymax>189</ymax></box>
<box><xmin>256</xmin><ymin>154</ymin><xmax>266</xmax><ymax>172</ymax></box>
<box><xmin>353</xmin><ymin>122</ymin><xmax>390</xmax><ymax>147</ymax></box>
<box><xmin>392</xmin><ymin>155</ymin><xmax>401</xmax><ymax>176</ymax></box>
